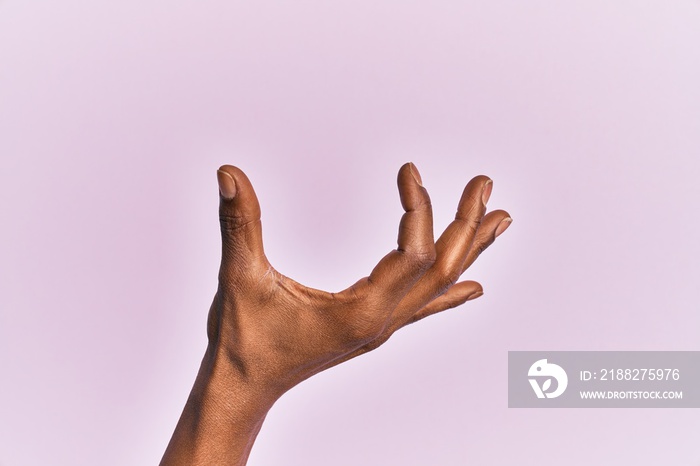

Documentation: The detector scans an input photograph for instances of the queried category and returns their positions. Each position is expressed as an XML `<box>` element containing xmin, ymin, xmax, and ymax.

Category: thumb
<box><xmin>216</xmin><ymin>165</ymin><xmax>267</xmax><ymax>279</ymax></box>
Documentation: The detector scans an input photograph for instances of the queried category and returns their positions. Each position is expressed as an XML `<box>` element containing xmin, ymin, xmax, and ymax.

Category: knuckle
<box><xmin>455</xmin><ymin>213</ymin><xmax>482</xmax><ymax>233</ymax></box>
<box><xmin>326</xmin><ymin>294</ymin><xmax>386</xmax><ymax>345</ymax></box>
<box><xmin>342</xmin><ymin>314</ymin><xmax>385</xmax><ymax>345</ymax></box>
<box><xmin>432</xmin><ymin>260</ymin><xmax>461</xmax><ymax>290</ymax></box>
<box><xmin>473</xmin><ymin>241</ymin><xmax>487</xmax><ymax>257</ymax></box>
<box><xmin>402</xmin><ymin>248</ymin><xmax>437</xmax><ymax>272</ymax></box>
<box><xmin>436</xmin><ymin>275</ymin><xmax>458</xmax><ymax>294</ymax></box>
<box><xmin>415</xmin><ymin>197</ymin><xmax>433</xmax><ymax>211</ymax></box>
<box><xmin>346</xmin><ymin>297</ymin><xmax>392</xmax><ymax>344</ymax></box>
<box><xmin>219</xmin><ymin>214</ymin><xmax>257</xmax><ymax>233</ymax></box>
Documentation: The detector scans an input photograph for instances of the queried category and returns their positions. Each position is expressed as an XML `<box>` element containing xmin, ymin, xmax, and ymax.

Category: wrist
<box><xmin>160</xmin><ymin>345</ymin><xmax>277</xmax><ymax>466</ymax></box>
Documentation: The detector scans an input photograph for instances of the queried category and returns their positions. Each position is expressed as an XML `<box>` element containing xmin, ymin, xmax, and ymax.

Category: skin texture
<box><xmin>160</xmin><ymin>163</ymin><xmax>511</xmax><ymax>465</ymax></box>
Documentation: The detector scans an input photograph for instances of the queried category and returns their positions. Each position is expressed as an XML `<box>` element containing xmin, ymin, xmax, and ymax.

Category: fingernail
<box><xmin>408</xmin><ymin>162</ymin><xmax>423</xmax><ymax>187</ymax></box>
<box><xmin>217</xmin><ymin>169</ymin><xmax>237</xmax><ymax>199</ymax></box>
<box><xmin>481</xmin><ymin>179</ymin><xmax>493</xmax><ymax>206</ymax></box>
<box><xmin>494</xmin><ymin>217</ymin><xmax>512</xmax><ymax>238</ymax></box>
<box><xmin>466</xmin><ymin>290</ymin><xmax>484</xmax><ymax>301</ymax></box>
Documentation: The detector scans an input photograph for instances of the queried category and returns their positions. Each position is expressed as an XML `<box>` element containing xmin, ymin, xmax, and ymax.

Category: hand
<box><xmin>161</xmin><ymin>163</ymin><xmax>511</xmax><ymax>465</ymax></box>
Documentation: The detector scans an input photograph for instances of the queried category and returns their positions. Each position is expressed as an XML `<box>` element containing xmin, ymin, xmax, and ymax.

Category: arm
<box><xmin>160</xmin><ymin>163</ymin><xmax>512</xmax><ymax>465</ymax></box>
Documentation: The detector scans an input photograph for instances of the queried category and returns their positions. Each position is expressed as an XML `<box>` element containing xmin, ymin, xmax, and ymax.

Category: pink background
<box><xmin>1</xmin><ymin>1</ymin><xmax>699</xmax><ymax>465</ymax></box>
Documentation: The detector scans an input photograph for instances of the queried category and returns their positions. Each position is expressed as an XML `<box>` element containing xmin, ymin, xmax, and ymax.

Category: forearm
<box><xmin>160</xmin><ymin>345</ymin><xmax>275</xmax><ymax>466</ymax></box>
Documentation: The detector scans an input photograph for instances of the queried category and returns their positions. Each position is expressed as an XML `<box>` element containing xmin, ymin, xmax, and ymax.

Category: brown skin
<box><xmin>160</xmin><ymin>163</ymin><xmax>512</xmax><ymax>465</ymax></box>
